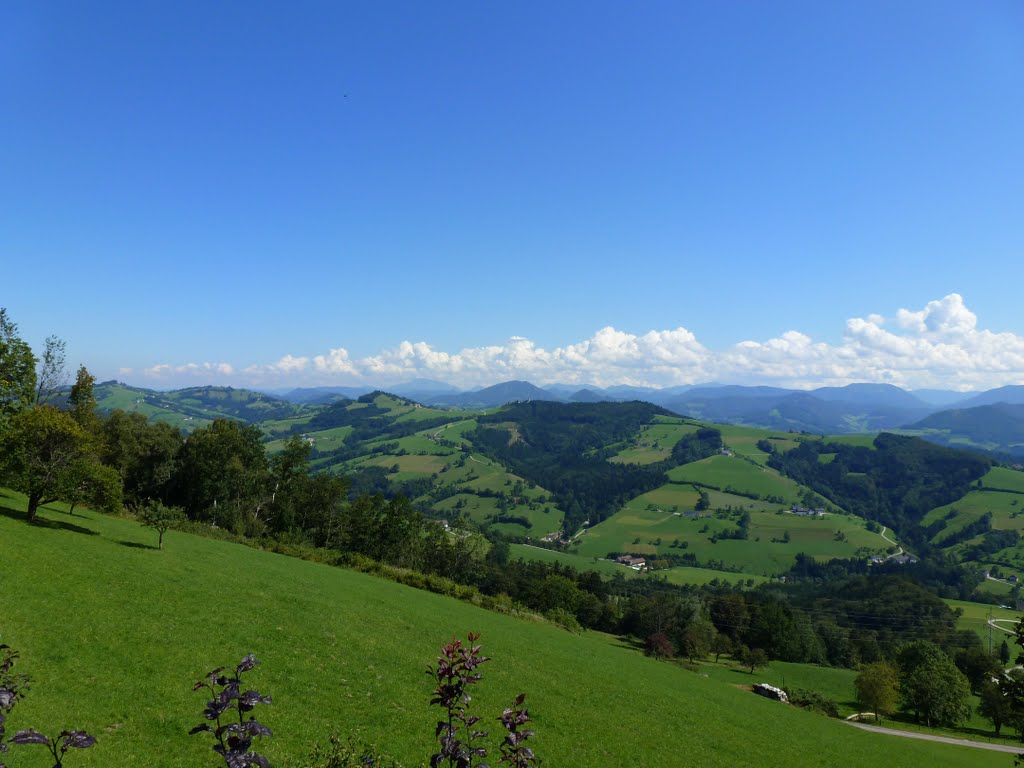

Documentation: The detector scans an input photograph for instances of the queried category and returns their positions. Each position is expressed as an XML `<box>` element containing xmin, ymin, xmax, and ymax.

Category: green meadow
<box><xmin>571</xmin><ymin>502</ymin><xmax>883</xmax><ymax>576</ymax></box>
<box><xmin>717</xmin><ymin>425</ymin><xmax>802</xmax><ymax>463</ymax></box>
<box><xmin>610</xmin><ymin>417</ymin><xmax>699</xmax><ymax>465</ymax></box>
<box><xmin>945</xmin><ymin>599</ymin><xmax>1020</xmax><ymax>644</ymax></box>
<box><xmin>698</xmin><ymin>660</ymin><xmax>859</xmax><ymax>716</ymax></box>
<box><xmin>0</xmin><ymin>492</ymin><xmax>1001</xmax><ymax>768</ymax></box>
<box><xmin>919</xmin><ymin>467</ymin><xmax>1024</xmax><ymax>573</ymax></box>
<box><xmin>507</xmin><ymin>544</ymin><xmax>637</xmax><ymax>577</ymax></box>
<box><xmin>667</xmin><ymin>454</ymin><xmax>803</xmax><ymax>503</ymax></box>
<box><xmin>506</xmin><ymin>544</ymin><xmax>769</xmax><ymax>587</ymax></box>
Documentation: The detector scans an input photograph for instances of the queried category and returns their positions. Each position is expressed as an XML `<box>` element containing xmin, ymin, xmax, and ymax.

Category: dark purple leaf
<box><xmin>10</xmin><ymin>729</ymin><xmax>48</xmax><ymax>745</ymax></box>
<box><xmin>60</xmin><ymin>730</ymin><xmax>96</xmax><ymax>749</ymax></box>
<box><xmin>242</xmin><ymin>720</ymin><xmax>272</xmax><ymax>738</ymax></box>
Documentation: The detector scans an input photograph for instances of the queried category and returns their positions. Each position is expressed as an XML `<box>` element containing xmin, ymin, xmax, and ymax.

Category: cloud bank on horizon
<box><xmin>127</xmin><ymin>295</ymin><xmax>1024</xmax><ymax>392</ymax></box>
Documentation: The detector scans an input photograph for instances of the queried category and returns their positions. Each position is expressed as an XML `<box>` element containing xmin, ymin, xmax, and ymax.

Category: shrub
<box><xmin>785</xmin><ymin>688</ymin><xmax>840</xmax><ymax>718</ymax></box>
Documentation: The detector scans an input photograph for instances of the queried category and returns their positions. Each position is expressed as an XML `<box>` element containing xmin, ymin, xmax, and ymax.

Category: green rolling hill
<box><xmin>0</xmin><ymin>493</ymin><xmax>1002</xmax><ymax>768</ymax></box>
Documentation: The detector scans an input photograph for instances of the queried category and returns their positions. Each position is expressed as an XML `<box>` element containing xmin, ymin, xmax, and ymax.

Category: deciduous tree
<box><xmin>854</xmin><ymin>662</ymin><xmax>898</xmax><ymax>722</ymax></box>
<box><xmin>170</xmin><ymin>420</ymin><xmax>269</xmax><ymax>533</ymax></box>
<box><xmin>137</xmin><ymin>500</ymin><xmax>186</xmax><ymax>550</ymax></box>
<box><xmin>67</xmin><ymin>366</ymin><xmax>98</xmax><ymax>433</ymax></box>
<box><xmin>34</xmin><ymin>336</ymin><xmax>67</xmax><ymax>406</ymax></box>
<box><xmin>0</xmin><ymin>406</ymin><xmax>116</xmax><ymax>521</ymax></box>
<box><xmin>0</xmin><ymin>309</ymin><xmax>36</xmax><ymax>428</ymax></box>
<box><xmin>978</xmin><ymin>678</ymin><xmax>1014</xmax><ymax>737</ymax></box>
<box><xmin>739</xmin><ymin>646</ymin><xmax>768</xmax><ymax>674</ymax></box>
<box><xmin>100</xmin><ymin>411</ymin><xmax>182</xmax><ymax>505</ymax></box>
<box><xmin>897</xmin><ymin>641</ymin><xmax>971</xmax><ymax>727</ymax></box>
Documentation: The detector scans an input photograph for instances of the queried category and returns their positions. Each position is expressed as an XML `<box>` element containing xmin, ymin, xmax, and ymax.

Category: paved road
<box><xmin>845</xmin><ymin>721</ymin><xmax>1021</xmax><ymax>753</ymax></box>
<box><xmin>878</xmin><ymin>526</ymin><xmax>904</xmax><ymax>558</ymax></box>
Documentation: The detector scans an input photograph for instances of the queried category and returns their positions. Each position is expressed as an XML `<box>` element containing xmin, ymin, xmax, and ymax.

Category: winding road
<box><xmin>878</xmin><ymin>526</ymin><xmax>904</xmax><ymax>558</ymax></box>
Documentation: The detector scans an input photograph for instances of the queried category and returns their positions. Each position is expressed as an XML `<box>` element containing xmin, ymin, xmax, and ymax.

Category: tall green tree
<box><xmin>897</xmin><ymin>641</ymin><xmax>971</xmax><ymax>727</ymax></box>
<box><xmin>0</xmin><ymin>308</ymin><xmax>36</xmax><ymax>427</ymax></box>
<box><xmin>100</xmin><ymin>410</ymin><xmax>183</xmax><ymax>504</ymax></box>
<box><xmin>0</xmin><ymin>405</ymin><xmax>119</xmax><ymax>521</ymax></box>
<box><xmin>170</xmin><ymin>419</ymin><xmax>269</xmax><ymax>533</ymax></box>
<box><xmin>977</xmin><ymin>677</ymin><xmax>1014</xmax><ymax>737</ymax></box>
<box><xmin>854</xmin><ymin>662</ymin><xmax>899</xmax><ymax>722</ymax></box>
<box><xmin>67</xmin><ymin>365</ymin><xmax>98</xmax><ymax>432</ymax></box>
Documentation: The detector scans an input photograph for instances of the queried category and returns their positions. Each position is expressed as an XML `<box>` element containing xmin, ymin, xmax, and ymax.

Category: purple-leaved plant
<box><xmin>190</xmin><ymin>654</ymin><xmax>273</xmax><ymax>767</ymax></box>
<box><xmin>0</xmin><ymin>643</ymin><xmax>29</xmax><ymax>768</ymax></box>
<box><xmin>496</xmin><ymin>694</ymin><xmax>540</xmax><ymax>767</ymax></box>
<box><xmin>427</xmin><ymin>633</ymin><xmax>492</xmax><ymax>768</ymax></box>
<box><xmin>9</xmin><ymin>729</ymin><xmax>96</xmax><ymax>766</ymax></box>
<box><xmin>0</xmin><ymin>641</ymin><xmax>95</xmax><ymax>768</ymax></box>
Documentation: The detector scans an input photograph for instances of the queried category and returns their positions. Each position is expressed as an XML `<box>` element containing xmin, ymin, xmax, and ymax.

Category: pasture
<box><xmin>0</xmin><ymin>491</ymin><xmax>1001</xmax><ymax>768</ymax></box>
<box><xmin>610</xmin><ymin>418</ymin><xmax>699</xmax><ymax>465</ymax></box>
<box><xmin>945</xmin><ymin>599</ymin><xmax>1020</xmax><ymax>645</ymax></box>
<box><xmin>667</xmin><ymin>454</ymin><xmax>802</xmax><ymax>503</ymax></box>
<box><xmin>572</xmin><ymin>502</ymin><xmax>883</xmax><ymax>576</ymax></box>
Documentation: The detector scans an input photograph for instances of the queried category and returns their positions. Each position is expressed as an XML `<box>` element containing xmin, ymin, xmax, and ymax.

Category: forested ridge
<box><xmin>768</xmin><ymin>433</ymin><xmax>991</xmax><ymax>547</ymax></box>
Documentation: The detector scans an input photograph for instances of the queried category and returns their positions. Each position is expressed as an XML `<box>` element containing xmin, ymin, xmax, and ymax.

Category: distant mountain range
<box><xmin>906</xmin><ymin>402</ymin><xmax>1024</xmax><ymax>457</ymax></box>
<box><xmin>99</xmin><ymin>377</ymin><xmax>1024</xmax><ymax>455</ymax></box>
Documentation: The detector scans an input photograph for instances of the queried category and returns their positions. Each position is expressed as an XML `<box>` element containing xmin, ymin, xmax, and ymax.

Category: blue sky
<box><xmin>2</xmin><ymin>1</ymin><xmax>1022</xmax><ymax>391</ymax></box>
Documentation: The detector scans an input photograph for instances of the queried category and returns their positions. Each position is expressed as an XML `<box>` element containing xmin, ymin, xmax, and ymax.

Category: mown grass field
<box><xmin>507</xmin><ymin>544</ymin><xmax>638</xmax><ymax>577</ymax></box>
<box><xmin>667</xmin><ymin>454</ymin><xmax>803</xmax><ymax>503</ymax></box>
<box><xmin>0</xmin><ymin>491</ymin><xmax>1002</xmax><ymax>768</ymax></box>
<box><xmin>506</xmin><ymin>544</ymin><xmax>769</xmax><ymax>587</ymax></box>
<box><xmin>297</xmin><ymin>407</ymin><xmax>568</xmax><ymax>538</ymax></box>
<box><xmin>260</xmin><ymin>413</ymin><xmax>317</xmax><ymax>438</ymax></box>
<box><xmin>609</xmin><ymin>417</ymin><xmax>699</xmax><ymax>465</ymax></box>
<box><xmin>698</xmin><ymin>660</ymin><xmax>859</xmax><ymax>716</ymax></box>
<box><xmin>571</xmin><ymin>503</ymin><xmax>884</xmax><ymax>576</ymax></box>
<box><xmin>946</xmin><ymin>598</ymin><xmax>1021</xmax><ymax>644</ymax></box>
<box><xmin>919</xmin><ymin>466</ymin><xmax>1024</xmax><ymax>577</ymax></box>
<box><xmin>717</xmin><ymin>425</ymin><xmax>802</xmax><ymax>464</ymax></box>
<box><xmin>267</xmin><ymin>425</ymin><xmax>354</xmax><ymax>455</ymax></box>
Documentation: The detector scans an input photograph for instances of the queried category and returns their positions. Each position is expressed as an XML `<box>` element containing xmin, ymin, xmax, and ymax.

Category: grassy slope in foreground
<box><xmin>0</xmin><ymin>492</ymin><xmax>1001</xmax><ymax>768</ymax></box>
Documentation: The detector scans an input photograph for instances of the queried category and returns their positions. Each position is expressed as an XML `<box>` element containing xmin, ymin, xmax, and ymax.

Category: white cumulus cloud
<box><xmin>129</xmin><ymin>294</ymin><xmax>1024</xmax><ymax>392</ymax></box>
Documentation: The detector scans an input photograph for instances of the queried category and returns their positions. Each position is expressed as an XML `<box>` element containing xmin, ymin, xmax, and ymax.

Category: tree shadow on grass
<box><xmin>116</xmin><ymin>540</ymin><xmax>158</xmax><ymax>551</ymax></box>
<box><xmin>612</xmin><ymin>635</ymin><xmax>646</xmax><ymax>653</ymax></box>
<box><xmin>0</xmin><ymin>501</ymin><xmax>99</xmax><ymax>536</ymax></box>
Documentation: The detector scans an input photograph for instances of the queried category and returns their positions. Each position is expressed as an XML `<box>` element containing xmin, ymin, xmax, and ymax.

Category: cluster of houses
<box><xmin>868</xmin><ymin>552</ymin><xmax>918</xmax><ymax>565</ymax></box>
<box><xmin>789</xmin><ymin>505</ymin><xmax>826</xmax><ymax>517</ymax></box>
<box><xmin>980</xmin><ymin>570</ymin><xmax>1019</xmax><ymax>583</ymax></box>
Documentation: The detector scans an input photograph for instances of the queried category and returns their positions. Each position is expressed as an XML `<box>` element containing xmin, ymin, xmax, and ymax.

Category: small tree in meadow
<box><xmin>138</xmin><ymin>500</ymin><xmax>185</xmax><ymax>549</ymax></box>
<box><xmin>740</xmin><ymin>647</ymin><xmax>768</xmax><ymax>675</ymax></box>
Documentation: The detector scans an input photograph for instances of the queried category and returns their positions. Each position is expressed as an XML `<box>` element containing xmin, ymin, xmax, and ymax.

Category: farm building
<box><xmin>617</xmin><ymin>555</ymin><xmax>647</xmax><ymax>570</ymax></box>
